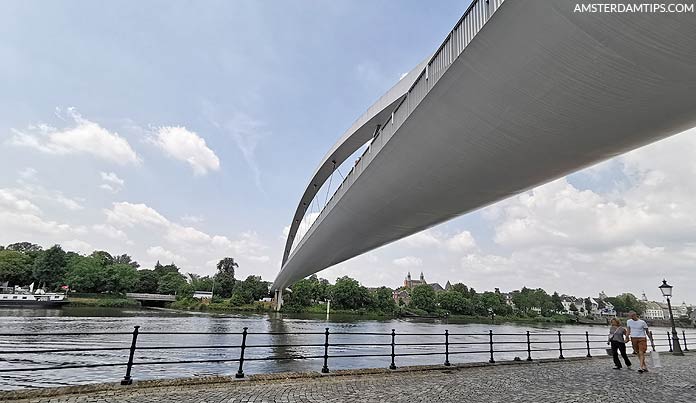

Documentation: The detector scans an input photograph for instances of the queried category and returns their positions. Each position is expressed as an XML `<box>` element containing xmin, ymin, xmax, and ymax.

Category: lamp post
<box><xmin>659</xmin><ymin>279</ymin><xmax>684</xmax><ymax>356</ymax></box>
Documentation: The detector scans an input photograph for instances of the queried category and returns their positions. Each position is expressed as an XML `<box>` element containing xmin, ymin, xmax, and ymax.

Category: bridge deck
<box><xmin>124</xmin><ymin>293</ymin><xmax>176</xmax><ymax>302</ymax></box>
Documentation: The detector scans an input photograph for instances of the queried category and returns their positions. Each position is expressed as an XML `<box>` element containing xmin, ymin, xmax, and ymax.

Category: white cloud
<box><xmin>205</xmin><ymin>108</ymin><xmax>266</xmax><ymax>189</ymax></box>
<box><xmin>18</xmin><ymin>168</ymin><xmax>38</xmax><ymax>180</ymax></box>
<box><xmin>9</xmin><ymin>108</ymin><xmax>139</xmax><ymax>165</ymax></box>
<box><xmin>102</xmin><ymin>202</ymin><xmax>270</xmax><ymax>269</ymax></box>
<box><xmin>146</xmin><ymin>246</ymin><xmax>185</xmax><ymax>263</ymax></box>
<box><xmin>100</xmin><ymin>172</ymin><xmax>125</xmax><ymax>193</ymax></box>
<box><xmin>0</xmin><ymin>186</ymin><xmax>83</xmax><ymax>212</ymax></box>
<box><xmin>92</xmin><ymin>224</ymin><xmax>132</xmax><ymax>244</ymax></box>
<box><xmin>150</xmin><ymin>126</ymin><xmax>220</xmax><ymax>175</ymax></box>
<box><xmin>393</xmin><ymin>256</ymin><xmax>422</xmax><ymax>267</ymax></box>
<box><xmin>62</xmin><ymin>239</ymin><xmax>93</xmax><ymax>254</ymax></box>
<box><xmin>446</xmin><ymin>231</ymin><xmax>477</xmax><ymax>251</ymax></box>
<box><xmin>0</xmin><ymin>211</ymin><xmax>84</xmax><ymax>237</ymax></box>
<box><xmin>403</xmin><ymin>229</ymin><xmax>441</xmax><ymax>247</ymax></box>
<box><xmin>105</xmin><ymin>202</ymin><xmax>168</xmax><ymax>227</ymax></box>
<box><xmin>0</xmin><ymin>189</ymin><xmax>42</xmax><ymax>214</ymax></box>
<box><xmin>181</xmin><ymin>214</ymin><xmax>204</xmax><ymax>224</ymax></box>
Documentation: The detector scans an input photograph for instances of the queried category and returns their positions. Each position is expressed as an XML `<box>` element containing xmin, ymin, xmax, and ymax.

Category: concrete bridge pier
<box><xmin>273</xmin><ymin>289</ymin><xmax>283</xmax><ymax>311</ymax></box>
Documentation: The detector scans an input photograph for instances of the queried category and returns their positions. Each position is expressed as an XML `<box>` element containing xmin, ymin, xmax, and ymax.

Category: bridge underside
<box><xmin>273</xmin><ymin>0</ymin><xmax>696</xmax><ymax>290</ymax></box>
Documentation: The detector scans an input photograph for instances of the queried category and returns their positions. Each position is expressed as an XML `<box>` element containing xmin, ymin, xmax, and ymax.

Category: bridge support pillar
<box><xmin>274</xmin><ymin>289</ymin><xmax>284</xmax><ymax>311</ymax></box>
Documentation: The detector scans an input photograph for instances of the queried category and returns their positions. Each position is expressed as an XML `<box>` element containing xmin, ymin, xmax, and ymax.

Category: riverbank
<box><xmin>67</xmin><ymin>297</ymin><xmax>141</xmax><ymax>308</ymax></box>
<box><xmin>167</xmin><ymin>299</ymin><xmax>595</xmax><ymax>325</ymax></box>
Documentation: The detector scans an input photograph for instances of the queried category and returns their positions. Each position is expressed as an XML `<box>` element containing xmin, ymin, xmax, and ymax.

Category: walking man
<box><xmin>626</xmin><ymin>311</ymin><xmax>649</xmax><ymax>372</ymax></box>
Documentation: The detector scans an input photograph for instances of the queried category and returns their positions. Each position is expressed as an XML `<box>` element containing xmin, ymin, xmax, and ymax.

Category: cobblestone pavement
<box><xmin>9</xmin><ymin>353</ymin><xmax>696</xmax><ymax>403</ymax></box>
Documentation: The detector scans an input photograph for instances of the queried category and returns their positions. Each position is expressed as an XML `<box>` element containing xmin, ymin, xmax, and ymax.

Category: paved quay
<box><xmin>7</xmin><ymin>353</ymin><xmax>696</xmax><ymax>403</ymax></box>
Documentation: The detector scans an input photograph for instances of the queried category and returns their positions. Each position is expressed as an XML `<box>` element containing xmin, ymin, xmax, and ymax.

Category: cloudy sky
<box><xmin>1</xmin><ymin>1</ymin><xmax>694</xmax><ymax>303</ymax></box>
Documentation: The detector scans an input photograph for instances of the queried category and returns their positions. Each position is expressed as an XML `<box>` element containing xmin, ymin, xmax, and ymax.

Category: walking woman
<box><xmin>608</xmin><ymin>318</ymin><xmax>632</xmax><ymax>369</ymax></box>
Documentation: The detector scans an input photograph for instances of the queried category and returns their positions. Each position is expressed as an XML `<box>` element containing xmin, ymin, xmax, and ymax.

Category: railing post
<box><xmin>526</xmin><ymin>331</ymin><xmax>532</xmax><ymax>361</ymax></box>
<box><xmin>444</xmin><ymin>330</ymin><xmax>450</xmax><ymax>366</ymax></box>
<box><xmin>682</xmin><ymin>330</ymin><xmax>689</xmax><ymax>352</ymax></box>
<box><xmin>557</xmin><ymin>331</ymin><xmax>564</xmax><ymax>359</ymax></box>
<box><xmin>321</xmin><ymin>327</ymin><xmax>330</xmax><ymax>373</ymax></box>
<box><xmin>488</xmin><ymin>329</ymin><xmax>495</xmax><ymax>363</ymax></box>
<box><xmin>121</xmin><ymin>325</ymin><xmax>140</xmax><ymax>385</ymax></box>
<box><xmin>585</xmin><ymin>331</ymin><xmax>592</xmax><ymax>358</ymax></box>
<box><xmin>667</xmin><ymin>332</ymin><xmax>673</xmax><ymax>352</ymax></box>
<box><xmin>236</xmin><ymin>327</ymin><xmax>248</xmax><ymax>378</ymax></box>
<box><xmin>389</xmin><ymin>329</ymin><xmax>397</xmax><ymax>370</ymax></box>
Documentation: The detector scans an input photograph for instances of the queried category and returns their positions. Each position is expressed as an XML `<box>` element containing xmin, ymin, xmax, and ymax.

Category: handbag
<box><xmin>607</xmin><ymin>327</ymin><xmax>622</xmax><ymax>344</ymax></box>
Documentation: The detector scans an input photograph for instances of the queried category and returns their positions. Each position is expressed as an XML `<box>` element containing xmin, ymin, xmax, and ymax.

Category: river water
<box><xmin>0</xmin><ymin>307</ymin><xmax>678</xmax><ymax>390</ymax></box>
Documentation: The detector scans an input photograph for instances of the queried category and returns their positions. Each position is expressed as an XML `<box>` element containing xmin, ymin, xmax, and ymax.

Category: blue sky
<box><xmin>2</xmin><ymin>1</ymin><xmax>695</xmax><ymax>303</ymax></box>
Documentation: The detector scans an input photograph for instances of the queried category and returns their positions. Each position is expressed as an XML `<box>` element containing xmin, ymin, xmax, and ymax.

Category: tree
<box><xmin>114</xmin><ymin>254</ymin><xmax>140</xmax><ymax>268</ymax></box>
<box><xmin>64</xmin><ymin>255</ymin><xmax>104</xmax><ymax>292</ymax></box>
<box><xmin>135</xmin><ymin>269</ymin><xmax>159</xmax><ymax>293</ymax></box>
<box><xmin>188</xmin><ymin>274</ymin><xmax>214</xmax><ymax>292</ymax></box>
<box><xmin>410</xmin><ymin>284</ymin><xmax>437</xmax><ymax>312</ymax></box>
<box><xmin>0</xmin><ymin>250</ymin><xmax>34</xmax><ymax>286</ymax></box>
<box><xmin>103</xmin><ymin>264</ymin><xmax>139</xmax><ymax>294</ymax></box>
<box><xmin>213</xmin><ymin>258</ymin><xmax>238</xmax><ymax>298</ymax></box>
<box><xmin>288</xmin><ymin>277</ymin><xmax>316</xmax><ymax>307</ymax></box>
<box><xmin>479</xmin><ymin>291</ymin><xmax>510</xmax><ymax>315</ymax></box>
<box><xmin>6</xmin><ymin>242</ymin><xmax>42</xmax><ymax>253</ymax></box>
<box><xmin>157</xmin><ymin>271</ymin><xmax>187</xmax><ymax>294</ymax></box>
<box><xmin>90</xmin><ymin>251</ymin><xmax>114</xmax><ymax>267</ymax></box>
<box><xmin>330</xmin><ymin>276</ymin><xmax>373</xmax><ymax>310</ymax></box>
<box><xmin>373</xmin><ymin>287</ymin><xmax>398</xmax><ymax>315</ymax></box>
<box><xmin>32</xmin><ymin>245</ymin><xmax>67</xmax><ymax>289</ymax></box>
<box><xmin>584</xmin><ymin>297</ymin><xmax>593</xmax><ymax>316</ymax></box>
<box><xmin>437</xmin><ymin>291</ymin><xmax>473</xmax><ymax>315</ymax></box>
<box><xmin>605</xmin><ymin>293</ymin><xmax>645</xmax><ymax>315</ymax></box>
<box><xmin>230</xmin><ymin>275</ymin><xmax>269</xmax><ymax>305</ymax></box>
<box><xmin>551</xmin><ymin>292</ymin><xmax>564</xmax><ymax>313</ymax></box>
<box><xmin>216</xmin><ymin>257</ymin><xmax>238</xmax><ymax>277</ymax></box>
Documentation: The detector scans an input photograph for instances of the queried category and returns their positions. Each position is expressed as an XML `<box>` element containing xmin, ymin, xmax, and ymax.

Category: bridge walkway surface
<box><xmin>5</xmin><ymin>353</ymin><xmax>695</xmax><ymax>402</ymax></box>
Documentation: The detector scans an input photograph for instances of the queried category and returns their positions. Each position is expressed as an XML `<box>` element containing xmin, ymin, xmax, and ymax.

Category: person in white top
<box><xmin>626</xmin><ymin>311</ymin><xmax>650</xmax><ymax>372</ymax></box>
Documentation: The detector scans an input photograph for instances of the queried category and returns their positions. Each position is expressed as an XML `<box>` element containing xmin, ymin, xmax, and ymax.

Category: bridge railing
<box><xmin>291</xmin><ymin>0</ymin><xmax>507</xmax><ymax>253</ymax></box>
<box><xmin>1</xmin><ymin>326</ymin><xmax>692</xmax><ymax>388</ymax></box>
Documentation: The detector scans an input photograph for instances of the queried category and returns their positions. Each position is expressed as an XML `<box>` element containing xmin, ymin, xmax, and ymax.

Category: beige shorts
<box><xmin>631</xmin><ymin>337</ymin><xmax>648</xmax><ymax>353</ymax></box>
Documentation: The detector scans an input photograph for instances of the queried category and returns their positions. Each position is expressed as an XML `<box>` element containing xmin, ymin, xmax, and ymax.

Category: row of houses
<box><xmin>640</xmin><ymin>293</ymin><xmax>692</xmax><ymax>320</ymax></box>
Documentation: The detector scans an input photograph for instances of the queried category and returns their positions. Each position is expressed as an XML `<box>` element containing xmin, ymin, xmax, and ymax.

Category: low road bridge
<box><xmin>272</xmin><ymin>0</ymin><xmax>696</xmax><ymax>301</ymax></box>
<box><xmin>125</xmin><ymin>293</ymin><xmax>176</xmax><ymax>306</ymax></box>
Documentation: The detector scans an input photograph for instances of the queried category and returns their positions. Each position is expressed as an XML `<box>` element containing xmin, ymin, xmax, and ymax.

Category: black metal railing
<box><xmin>0</xmin><ymin>327</ymin><xmax>693</xmax><ymax>387</ymax></box>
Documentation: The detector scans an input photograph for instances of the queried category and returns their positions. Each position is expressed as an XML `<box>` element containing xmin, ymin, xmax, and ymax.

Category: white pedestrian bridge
<box><xmin>272</xmin><ymin>0</ymin><xmax>696</xmax><ymax>299</ymax></box>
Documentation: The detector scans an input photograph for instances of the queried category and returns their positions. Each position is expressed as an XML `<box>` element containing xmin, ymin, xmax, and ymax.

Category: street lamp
<box><xmin>659</xmin><ymin>279</ymin><xmax>684</xmax><ymax>356</ymax></box>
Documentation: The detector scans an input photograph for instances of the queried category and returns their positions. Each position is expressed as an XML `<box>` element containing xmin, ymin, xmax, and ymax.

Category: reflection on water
<box><xmin>0</xmin><ymin>307</ymin><xmax>618</xmax><ymax>390</ymax></box>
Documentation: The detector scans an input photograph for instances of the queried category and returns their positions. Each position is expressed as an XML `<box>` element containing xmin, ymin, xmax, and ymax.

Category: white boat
<box><xmin>0</xmin><ymin>284</ymin><xmax>68</xmax><ymax>308</ymax></box>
